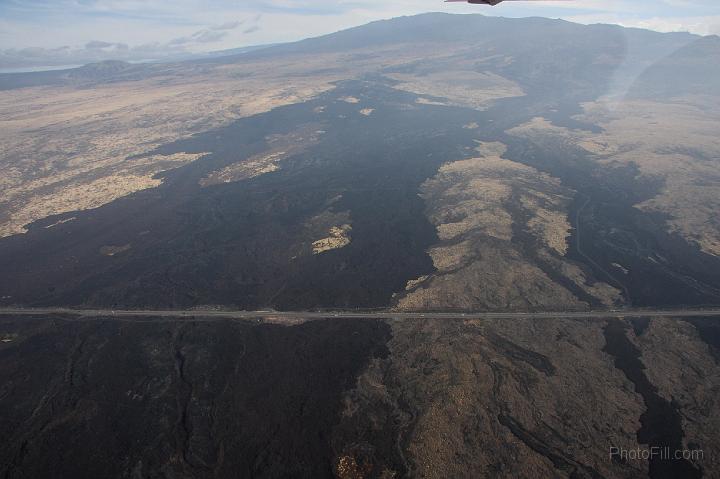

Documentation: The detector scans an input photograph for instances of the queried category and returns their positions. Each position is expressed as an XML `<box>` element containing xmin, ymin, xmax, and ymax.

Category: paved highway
<box><xmin>0</xmin><ymin>307</ymin><xmax>719</xmax><ymax>322</ymax></box>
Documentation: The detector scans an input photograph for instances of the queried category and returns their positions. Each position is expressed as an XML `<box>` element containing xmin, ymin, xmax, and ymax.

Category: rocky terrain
<box><xmin>395</xmin><ymin>141</ymin><xmax>620</xmax><ymax>312</ymax></box>
<box><xmin>0</xmin><ymin>313</ymin><xmax>718</xmax><ymax>478</ymax></box>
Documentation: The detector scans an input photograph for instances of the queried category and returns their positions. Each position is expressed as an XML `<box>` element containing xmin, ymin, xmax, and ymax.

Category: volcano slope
<box><xmin>1</xmin><ymin>12</ymin><xmax>720</xmax><ymax>479</ymax></box>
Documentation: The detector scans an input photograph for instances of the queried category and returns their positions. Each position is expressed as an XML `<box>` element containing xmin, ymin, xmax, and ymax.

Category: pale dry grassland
<box><xmin>0</xmin><ymin>64</ymin><xmax>335</xmax><ymax>237</ymax></box>
<box><xmin>395</xmin><ymin>141</ymin><xmax>620</xmax><ymax>311</ymax></box>
<box><xmin>306</xmin><ymin>208</ymin><xmax>353</xmax><ymax>255</ymax></box>
<box><xmin>200</xmin><ymin>126</ymin><xmax>324</xmax><ymax>187</ymax></box>
<box><xmin>0</xmin><ymin>153</ymin><xmax>204</xmax><ymax>237</ymax></box>
<box><xmin>0</xmin><ymin>42</ymin><xmax>523</xmax><ymax>239</ymax></box>
<box><xmin>388</xmin><ymin>70</ymin><xmax>524</xmax><ymax>111</ymax></box>
<box><xmin>510</xmin><ymin>95</ymin><xmax>720</xmax><ymax>257</ymax></box>
<box><xmin>385</xmin><ymin>48</ymin><xmax>523</xmax><ymax>110</ymax></box>
<box><xmin>312</xmin><ymin>225</ymin><xmax>353</xmax><ymax>254</ymax></box>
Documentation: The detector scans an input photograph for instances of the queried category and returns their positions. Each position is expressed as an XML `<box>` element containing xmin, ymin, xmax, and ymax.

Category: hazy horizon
<box><xmin>1</xmin><ymin>0</ymin><xmax>719</xmax><ymax>69</ymax></box>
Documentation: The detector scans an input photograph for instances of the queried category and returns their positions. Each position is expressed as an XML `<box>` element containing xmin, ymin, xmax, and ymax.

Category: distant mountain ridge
<box><xmin>68</xmin><ymin>60</ymin><xmax>136</xmax><ymax>79</ymax></box>
<box><xmin>221</xmin><ymin>13</ymin><xmax>697</xmax><ymax>63</ymax></box>
<box><xmin>0</xmin><ymin>13</ymin><xmax>704</xmax><ymax>92</ymax></box>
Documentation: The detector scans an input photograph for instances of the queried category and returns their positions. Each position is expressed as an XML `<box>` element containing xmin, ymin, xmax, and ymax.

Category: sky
<box><xmin>1</xmin><ymin>0</ymin><xmax>719</xmax><ymax>69</ymax></box>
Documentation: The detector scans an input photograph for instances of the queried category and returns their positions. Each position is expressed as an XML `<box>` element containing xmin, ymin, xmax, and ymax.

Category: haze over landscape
<box><xmin>1</xmin><ymin>3</ymin><xmax>720</xmax><ymax>479</ymax></box>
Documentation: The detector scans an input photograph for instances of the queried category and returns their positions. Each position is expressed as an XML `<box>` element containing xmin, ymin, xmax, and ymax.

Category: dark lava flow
<box><xmin>0</xmin><ymin>82</ymin><xmax>478</xmax><ymax>309</ymax></box>
<box><xmin>603</xmin><ymin>319</ymin><xmax>703</xmax><ymax>479</ymax></box>
<box><xmin>0</xmin><ymin>316</ymin><xmax>392</xmax><ymax>479</ymax></box>
<box><xmin>685</xmin><ymin>317</ymin><xmax>720</xmax><ymax>363</ymax></box>
<box><xmin>1</xmin><ymin>75</ymin><xmax>719</xmax><ymax>309</ymax></box>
